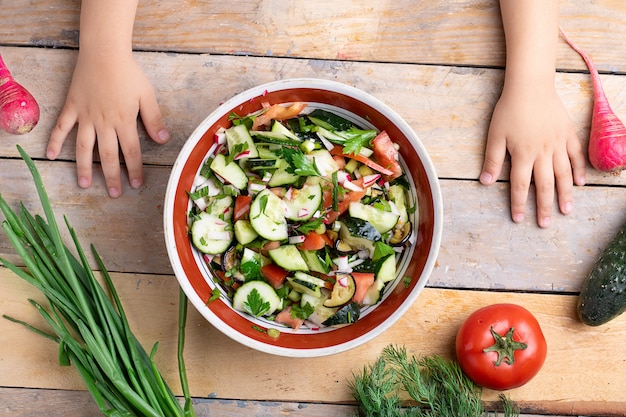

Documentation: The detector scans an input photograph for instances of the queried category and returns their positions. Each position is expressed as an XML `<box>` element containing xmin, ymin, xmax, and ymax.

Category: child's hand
<box><xmin>480</xmin><ymin>85</ymin><xmax>586</xmax><ymax>228</ymax></box>
<box><xmin>47</xmin><ymin>50</ymin><xmax>169</xmax><ymax>198</ymax></box>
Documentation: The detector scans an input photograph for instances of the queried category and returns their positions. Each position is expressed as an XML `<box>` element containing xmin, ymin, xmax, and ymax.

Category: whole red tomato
<box><xmin>455</xmin><ymin>303</ymin><xmax>547</xmax><ymax>391</ymax></box>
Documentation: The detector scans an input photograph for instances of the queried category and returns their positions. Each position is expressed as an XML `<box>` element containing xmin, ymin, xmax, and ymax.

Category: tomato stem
<box><xmin>484</xmin><ymin>326</ymin><xmax>527</xmax><ymax>366</ymax></box>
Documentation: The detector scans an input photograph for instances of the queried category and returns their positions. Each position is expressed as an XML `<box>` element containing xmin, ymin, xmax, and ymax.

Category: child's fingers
<box><xmin>480</xmin><ymin>133</ymin><xmax>507</xmax><ymax>185</ymax></box>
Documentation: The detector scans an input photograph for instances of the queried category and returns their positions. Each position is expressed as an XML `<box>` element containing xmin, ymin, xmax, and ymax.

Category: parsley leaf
<box><xmin>240</xmin><ymin>258</ymin><xmax>263</xmax><ymax>281</ymax></box>
<box><xmin>244</xmin><ymin>288</ymin><xmax>271</xmax><ymax>317</ymax></box>
<box><xmin>280</xmin><ymin>147</ymin><xmax>320</xmax><ymax>177</ymax></box>
<box><xmin>373</xmin><ymin>242</ymin><xmax>395</xmax><ymax>261</ymax></box>
<box><xmin>296</xmin><ymin>217</ymin><xmax>325</xmax><ymax>235</ymax></box>
<box><xmin>341</xmin><ymin>128</ymin><xmax>377</xmax><ymax>155</ymax></box>
<box><xmin>226</xmin><ymin>142</ymin><xmax>249</xmax><ymax>164</ymax></box>
<box><xmin>291</xmin><ymin>302</ymin><xmax>315</xmax><ymax>320</ymax></box>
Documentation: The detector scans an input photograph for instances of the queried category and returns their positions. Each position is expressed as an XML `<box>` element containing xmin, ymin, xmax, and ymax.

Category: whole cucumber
<box><xmin>578</xmin><ymin>220</ymin><xmax>626</xmax><ymax>326</ymax></box>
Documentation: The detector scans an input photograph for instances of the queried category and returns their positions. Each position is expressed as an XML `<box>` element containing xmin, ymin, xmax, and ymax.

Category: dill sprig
<box><xmin>349</xmin><ymin>344</ymin><xmax>519</xmax><ymax>417</ymax></box>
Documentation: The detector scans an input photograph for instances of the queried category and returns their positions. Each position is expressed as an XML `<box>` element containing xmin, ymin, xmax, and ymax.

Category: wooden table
<box><xmin>1</xmin><ymin>1</ymin><xmax>626</xmax><ymax>416</ymax></box>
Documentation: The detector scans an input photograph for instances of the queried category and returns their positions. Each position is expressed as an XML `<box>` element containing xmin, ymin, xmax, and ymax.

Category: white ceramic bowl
<box><xmin>164</xmin><ymin>78</ymin><xmax>442</xmax><ymax>357</ymax></box>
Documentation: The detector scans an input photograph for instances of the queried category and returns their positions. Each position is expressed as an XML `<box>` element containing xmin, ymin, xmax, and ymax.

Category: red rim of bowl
<box><xmin>164</xmin><ymin>78</ymin><xmax>442</xmax><ymax>357</ymax></box>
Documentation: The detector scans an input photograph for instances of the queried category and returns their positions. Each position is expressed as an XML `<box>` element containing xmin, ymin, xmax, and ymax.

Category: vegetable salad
<box><xmin>188</xmin><ymin>102</ymin><xmax>416</xmax><ymax>332</ymax></box>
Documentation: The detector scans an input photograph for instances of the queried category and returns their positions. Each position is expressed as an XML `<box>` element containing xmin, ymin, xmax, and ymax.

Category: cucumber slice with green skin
<box><xmin>225</xmin><ymin>124</ymin><xmax>259</xmax><ymax>159</ymax></box>
<box><xmin>578</xmin><ymin>221</ymin><xmax>626</xmax><ymax>326</ymax></box>
<box><xmin>250</xmin><ymin>130</ymin><xmax>302</xmax><ymax>146</ymax></box>
<box><xmin>249</xmin><ymin>189</ymin><xmax>288</xmax><ymax>241</ymax></box>
<box><xmin>269</xmin><ymin>245</ymin><xmax>309</xmax><ymax>271</ymax></box>
<box><xmin>322</xmin><ymin>301</ymin><xmax>361</xmax><ymax>326</ymax></box>
<box><xmin>376</xmin><ymin>254</ymin><xmax>397</xmax><ymax>283</ymax></box>
<box><xmin>271</xmin><ymin>120</ymin><xmax>300</xmax><ymax>141</ymax></box>
<box><xmin>388</xmin><ymin>184</ymin><xmax>409</xmax><ymax>228</ymax></box>
<box><xmin>283</xmin><ymin>183</ymin><xmax>322</xmax><ymax>221</ymax></box>
<box><xmin>234</xmin><ymin>219</ymin><xmax>258</xmax><ymax>245</ymax></box>
<box><xmin>301</xmin><ymin>249</ymin><xmax>331</xmax><ymax>274</ymax></box>
<box><xmin>210</xmin><ymin>153</ymin><xmax>248</xmax><ymax>190</ymax></box>
<box><xmin>349</xmin><ymin>201</ymin><xmax>399</xmax><ymax>234</ymax></box>
<box><xmin>268</xmin><ymin>159</ymin><xmax>300</xmax><ymax>187</ymax></box>
<box><xmin>232</xmin><ymin>280</ymin><xmax>281</xmax><ymax>317</ymax></box>
<box><xmin>191</xmin><ymin>211</ymin><xmax>233</xmax><ymax>254</ymax></box>
<box><xmin>308</xmin><ymin>109</ymin><xmax>355</xmax><ymax>131</ymax></box>
<box><xmin>288</xmin><ymin>271</ymin><xmax>328</xmax><ymax>297</ymax></box>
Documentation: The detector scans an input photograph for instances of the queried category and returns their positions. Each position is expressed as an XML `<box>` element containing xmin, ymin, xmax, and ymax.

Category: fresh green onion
<box><xmin>0</xmin><ymin>145</ymin><xmax>195</xmax><ymax>417</ymax></box>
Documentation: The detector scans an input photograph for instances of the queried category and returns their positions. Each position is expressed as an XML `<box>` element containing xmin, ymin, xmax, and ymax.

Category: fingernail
<box><xmin>130</xmin><ymin>178</ymin><xmax>143</xmax><ymax>189</ymax></box>
<box><xmin>78</xmin><ymin>177</ymin><xmax>89</xmax><ymax>188</ymax></box>
<box><xmin>479</xmin><ymin>172</ymin><xmax>492</xmax><ymax>184</ymax></box>
<box><xmin>46</xmin><ymin>149</ymin><xmax>56</xmax><ymax>160</ymax></box>
<box><xmin>540</xmin><ymin>217</ymin><xmax>551</xmax><ymax>228</ymax></box>
<box><xmin>158</xmin><ymin>128</ymin><xmax>170</xmax><ymax>142</ymax></box>
<box><xmin>108</xmin><ymin>187</ymin><xmax>121</xmax><ymax>198</ymax></box>
<box><xmin>512</xmin><ymin>213</ymin><xmax>524</xmax><ymax>223</ymax></box>
<box><xmin>563</xmin><ymin>201</ymin><xmax>573</xmax><ymax>214</ymax></box>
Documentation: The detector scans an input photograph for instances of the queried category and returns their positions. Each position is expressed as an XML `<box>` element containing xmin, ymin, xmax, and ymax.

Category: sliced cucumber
<box><xmin>210</xmin><ymin>153</ymin><xmax>248</xmax><ymax>190</ymax></box>
<box><xmin>376</xmin><ymin>254</ymin><xmax>397</xmax><ymax>283</ymax></box>
<box><xmin>190</xmin><ymin>211</ymin><xmax>232</xmax><ymax>254</ymax></box>
<box><xmin>388</xmin><ymin>184</ymin><xmax>409</xmax><ymax>228</ymax></box>
<box><xmin>268</xmin><ymin>159</ymin><xmax>300</xmax><ymax>187</ymax></box>
<box><xmin>307</xmin><ymin>149</ymin><xmax>340</xmax><ymax>177</ymax></box>
<box><xmin>206</xmin><ymin>195</ymin><xmax>233</xmax><ymax>219</ymax></box>
<box><xmin>232</xmin><ymin>280</ymin><xmax>281</xmax><ymax>317</ymax></box>
<box><xmin>249</xmin><ymin>189</ymin><xmax>288</xmax><ymax>241</ymax></box>
<box><xmin>324</xmin><ymin>274</ymin><xmax>356</xmax><ymax>307</ymax></box>
<box><xmin>250</xmin><ymin>130</ymin><xmax>302</xmax><ymax>146</ymax></box>
<box><xmin>271</xmin><ymin>120</ymin><xmax>300</xmax><ymax>141</ymax></box>
<box><xmin>225</xmin><ymin>123</ymin><xmax>258</xmax><ymax>159</ymax></box>
<box><xmin>349</xmin><ymin>201</ymin><xmax>399</xmax><ymax>234</ymax></box>
<box><xmin>268</xmin><ymin>245</ymin><xmax>309</xmax><ymax>271</ymax></box>
<box><xmin>300</xmin><ymin>292</ymin><xmax>325</xmax><ymax>310</ymax></box>
<box><xmin>287</xmin><ymin>271</ymin><xmax>328</xmax><ymax>297</ymax></box>
<box><xmin>283</xmin><ymin>183</ymin><xmax>322</xmax><ymax>221</ymax></box>
<box><xmin>234</xmin><ymin>219</ymin><xmax>258</xmax><ymax>245</ymax></box>
<box><xmin>301</xmin><ymin>249</ymin><xmax>330</xmax><ymax>274</ymax></box>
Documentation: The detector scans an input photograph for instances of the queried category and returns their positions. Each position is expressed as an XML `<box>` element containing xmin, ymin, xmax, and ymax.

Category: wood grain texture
<box><xmin>1</xmin><ymin>1</ymin><xmax>626</xmax><ymax>415</ymax></box>
<box><xmin>0</xmin><ymin>46</ymin><xmax>625</xmax><ymax>188</ymax></box>
<box><xmin>0</xmin><ymin>157</ymin><xmax>624</xmax><ymax>292</ymax></box>
<box><xmin>1</xmin><ymin>272</ymin><xmax>626</xmax><ymax>415</ymax></box>
<box><xmin>2</xmin><ymin>0</ymin><xmax>626</xmax><ymax>73</ymax></box>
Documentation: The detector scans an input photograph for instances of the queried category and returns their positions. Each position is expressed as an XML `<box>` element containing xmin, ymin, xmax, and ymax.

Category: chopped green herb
<box><xmin>296</xmin><ymin>217</ymin><xmax>325</xmax><ymax>235</ymax></box>
<box><xmin>341</xmin><ymin>128</ymin><xmax>377</xmax><ymax>155</ymax></box>
<box><xmin>244</xmin><ymin>288</ymin><xmax>271</xmax><ymax>317</ymax></box>
<box><xmin>403</xmin><ymin>275</ymin><xmax>412</xmax><ymax>288</ymax></box>
<box><xmin>280</xmin><ymin>146</ymin><xmax>320</xmax><ymax>177</ymax></box>
<box><xmin>291</xmin><ymin>302</ymin><xmax>315</xmax><ymax>320</ymax></box>
<box><xmin>373</xmin><ymin>242</ymin><xmax>395</xmax><ymax>261</ymax></box>
<box><xmin>207</xmin><ymin>288</ymin><xmax>222</xmax><ymax>303</ymax></box>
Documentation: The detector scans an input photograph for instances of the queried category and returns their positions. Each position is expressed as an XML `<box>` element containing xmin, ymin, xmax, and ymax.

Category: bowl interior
<box><xmin>164</xmin><ymin>79</ymin><xmax>442</xmax><ymax>357</ymax></box>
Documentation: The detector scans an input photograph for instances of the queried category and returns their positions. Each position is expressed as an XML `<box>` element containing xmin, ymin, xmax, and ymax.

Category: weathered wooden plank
<box><xmin>1</xmin><ymin>0</ymin><xmax>626</xmax><ymax>73</ymax></box>
<box><xmin>1</xmin><ymin>272</ymin><xmax>625</xmax><ymax>416</ymax></box>
<box><xmin>0</xmin><ymin>156</ymin><xmax>624</xmax><ymax>291</ymax></box>
<box><xmin>0</xmin><ymin>388</ymin><xmax>582</xmax><ymax>417</ymax></box>
<box><xmin>0</xmin><ymin>47</ymin><xmax>625</xmax><ymax>188</ymax></box>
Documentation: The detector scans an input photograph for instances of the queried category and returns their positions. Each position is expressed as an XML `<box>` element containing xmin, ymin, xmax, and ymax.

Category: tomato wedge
<box><xmin>330</xmin><ymin>146</ymin><xmax>393</xmax><ymax>176</ymax></box>
<box><xmin>233</xmin><ymin>195</ymin><xmax>252</xmax><ymax>222</ymax></box>
<box><xmin>261</xmin><ymin>263</ymin><xmax>290</xmax><ymax>289</ymax></box>
<box><xmin>252</xmin><ymin>102</ymin><xmax>308</xmax><ymax>130</ymax></box>
<box><xmin>275</xmin><ymin>306</ymin><xmax>304</xmax><ymax>330</ymax></box>
<box><xmin>351</xmin><ymin>272</ymin><xmax>375</xmax><ymax>304</ymax></box>
<box><xmin>297</xmin><ymin>231</ymin><xmax>328</xmax><ymax>251</ymax></box>
<box><xmin>371</xmin><ymin>131</ymin><xmax>402</xmax><ymax>181</ymax></box>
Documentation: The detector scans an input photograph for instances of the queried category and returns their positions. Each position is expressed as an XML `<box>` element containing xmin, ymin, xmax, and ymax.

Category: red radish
<box><xmin>0</xmin><ymin>54</ymin><xmax>40</xmax><ymax>135</ymax></box>
<box><xmin>560</xmin><ymin>28</ymin><xmax>626</xmax><ymax>173</ymax></box>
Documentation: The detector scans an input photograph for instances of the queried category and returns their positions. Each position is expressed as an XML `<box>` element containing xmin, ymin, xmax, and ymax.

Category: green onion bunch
<box><xmin>0</xmin><ymin>146</ymin><xmax>195</xmax><ymax>417</ymax></box>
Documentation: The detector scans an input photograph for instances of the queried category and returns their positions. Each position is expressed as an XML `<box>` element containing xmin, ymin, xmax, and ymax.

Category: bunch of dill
<box><xmin>349</xmin><ymin>345</ymin><xmax>519</xmax><ymax>417</ymax></box>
